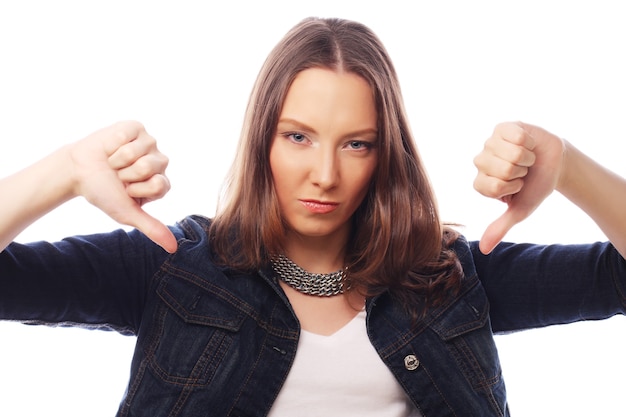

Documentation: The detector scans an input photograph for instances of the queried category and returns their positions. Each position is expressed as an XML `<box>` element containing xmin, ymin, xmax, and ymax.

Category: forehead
<box><xmin>279</xmin><ymin>68</ymin><xmax>377</xmax><ymax>133</ymax></box>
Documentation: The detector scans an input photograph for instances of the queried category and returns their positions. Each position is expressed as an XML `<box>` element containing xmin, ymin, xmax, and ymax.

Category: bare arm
<box><xmin>557</xmin><ymin>142</ymin><xmax>626</xmax><ymax>257</ymax></box>
<box><xmin>473</xmin><ymin>121</ymin><xmax>626</xmax><ymax>257</ymax></box>
<box><xmin>0</xmin><ymin>121</ymin><xmax>177</xmax><ymax>253</ymax></box>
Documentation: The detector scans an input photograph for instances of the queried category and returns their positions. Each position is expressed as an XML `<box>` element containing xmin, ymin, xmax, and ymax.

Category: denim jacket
<box><xmin>1</xmin><ymin>215</ymin><xmax>625</xmax><ymax>416</ymax></box>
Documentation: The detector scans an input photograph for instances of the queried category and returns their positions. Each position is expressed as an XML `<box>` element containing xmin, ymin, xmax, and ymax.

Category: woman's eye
<box><xmin>287</xmin><ymin>133</ymin><xmax>306</xmax><ymax>143</ymax></box>
<box><xmin>348</xmin><ymin>141</ymin><xmax>372</xmax><ymax>150</ymax></box>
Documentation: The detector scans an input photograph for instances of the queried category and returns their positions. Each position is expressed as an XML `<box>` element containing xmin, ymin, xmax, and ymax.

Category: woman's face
<box><xmin>269</xmin><ymin>68</ymin><xmax>378</xmax><ymax>246</ymax></box>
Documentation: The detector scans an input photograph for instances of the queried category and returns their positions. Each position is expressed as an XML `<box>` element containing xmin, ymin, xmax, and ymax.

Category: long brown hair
<box><xmin>210</xmin><ymin>17</ymin><xmax>463</xmax><ymax>317</ymax></box>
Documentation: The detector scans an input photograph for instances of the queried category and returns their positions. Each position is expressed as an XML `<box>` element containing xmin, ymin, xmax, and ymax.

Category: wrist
<box><xmin>56</xmin><ymin>143</ymin><xmax>82</xmax><ymax>201</ymax></box>
<box><xmin>554</xmin><ymin>138</ymin><xmax>573</xmax><ymax>195</ymax></box>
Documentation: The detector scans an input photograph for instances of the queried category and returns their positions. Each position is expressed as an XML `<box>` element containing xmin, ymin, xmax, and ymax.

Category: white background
<box><xmin>1</xmin><ymin>1</ymin><xmax>625</xmax><ymax>415</ymax></box>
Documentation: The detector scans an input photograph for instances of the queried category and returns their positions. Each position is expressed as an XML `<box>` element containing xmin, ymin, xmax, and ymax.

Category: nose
<box><xmin>309</xmin><ymin>146</ymin><xmax>339</xmax><ymax>190</ymax></box>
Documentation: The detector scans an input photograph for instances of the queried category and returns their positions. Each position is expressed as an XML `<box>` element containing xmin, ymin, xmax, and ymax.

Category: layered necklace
<box><xmin>270</xmin><ymin>254</ymin><xmax>346</xmax><ymax>297</ymax></box>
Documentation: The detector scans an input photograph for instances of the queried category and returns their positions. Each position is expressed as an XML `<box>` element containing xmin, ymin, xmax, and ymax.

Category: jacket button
<box><xmin>404</xmin><ymin>355</ymin><xmax>420</xmax><ymax>371</ymax></box>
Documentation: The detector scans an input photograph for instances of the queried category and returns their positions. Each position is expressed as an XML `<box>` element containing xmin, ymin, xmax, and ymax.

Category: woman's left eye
<box><xmin>347</xmin><ymin>141</ymin><xmax>372</xmax><ymax>150</ymax></box>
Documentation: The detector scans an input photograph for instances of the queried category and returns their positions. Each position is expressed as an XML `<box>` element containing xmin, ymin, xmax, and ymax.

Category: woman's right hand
<box><xmin>69</xmin><ymin>121</ymin><xmax>177</xmax><ymax>252</ymax></box>
<box><xmin>0</xmin><ymin>121</ymin><xmax>177</xmax><ymax>253</ymax></box>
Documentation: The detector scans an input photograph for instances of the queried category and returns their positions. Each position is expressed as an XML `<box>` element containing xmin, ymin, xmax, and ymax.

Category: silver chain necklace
<box><xmin>270</xmin><ymin>254</ymin><xmax>346</xmax><ymax>297</ymax></box>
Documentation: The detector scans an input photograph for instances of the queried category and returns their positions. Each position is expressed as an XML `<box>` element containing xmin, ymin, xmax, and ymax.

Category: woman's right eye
<box><xmin>286</xmin><ymin>132</ymin><xmax>306</xmax><ymax>143</ymax></box>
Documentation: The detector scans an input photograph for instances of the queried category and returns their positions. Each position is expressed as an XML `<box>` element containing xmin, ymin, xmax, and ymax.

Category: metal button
<box><xmin>404</xmin><ymin>354</ymin><xmax>420</xmax><ymax>371</ymax></box>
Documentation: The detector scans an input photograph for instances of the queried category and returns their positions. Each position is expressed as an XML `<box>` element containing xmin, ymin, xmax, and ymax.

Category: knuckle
<box><xmin>116</xmin><ymin>145</ymin><xmax>136</xmax><ymax>164</ymax></box>
<box><xmin>142</xmin><ymin>134</ymin><xmax>157</xmax><ymax>148</ymax></box>
<box><xmin>155</xmin><ymin>153</ymin><xmax>169</xmax><ymax>171</ymax></box>
<box><xmin>501</xmin><ymin>162</ymin><xmax>517</xmax><ymax>178</ymax></box>
<box><xmin>488</xmin><ymin>181</ymin><xmax>505</xmax><ymax>197</ymax></box>
<box><xmin>146</xmin><ymin>174</ymin><xmax>169</xmax><ymax>196</ymax></box>
<box><xmin>493</xmin><ymin>121</ymin><xmax>508</xmax><ymax>133</ymax></box>
<box><xmin>134</xmin><ymin>158</ymin><xmax>153</xmax><ymax>177</ymax></box>
<box><xmin>472</xmin><ymin>153</ymin><xmax>482</xmax><ymax>168</ymax></box>
<box><xmin>509</xmin><ymin>146</ymin><xmax>525</xmax><ymax>162</ymax></box>
<box><xmin>120</xmin><ymin>120</ymin><xmax>145</xmax><ymax>132</ymax></box>
<box><xmin>154</xmin><ymin>174</ymin><xmax>170</xmax><ymax>194</ymax></box>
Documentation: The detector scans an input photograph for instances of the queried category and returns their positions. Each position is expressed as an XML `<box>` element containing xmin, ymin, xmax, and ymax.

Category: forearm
<box><xmin>0</xmin><ymin>145</ymin><xmax>76</xmax><ymax>251</ymax></box>
<box><xmin>0</xmin><ymin>228</ymin><xmax>164</xmax><ymax>333</ymax></box>
<box><xmin>557</xmin><ymin>141</ymin><xmax>626</xmax><ymax>258</ymax></box>
<box><xmin>473</xmin><ymin>240</ymin><xmax>626</xmax><ymax>333</ymax></box>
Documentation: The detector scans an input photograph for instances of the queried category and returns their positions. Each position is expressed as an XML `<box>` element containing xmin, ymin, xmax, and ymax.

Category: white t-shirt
<box><xmin>268</xmin><ymin>310</ymin><xmax>422</xmax><ymax>416</ymax></box>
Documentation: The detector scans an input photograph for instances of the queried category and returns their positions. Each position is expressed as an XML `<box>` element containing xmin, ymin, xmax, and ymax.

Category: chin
<box><xmin>290</xmin><ymin>223</ymin><xmax>347</xmax><ymax>240</ymax></box>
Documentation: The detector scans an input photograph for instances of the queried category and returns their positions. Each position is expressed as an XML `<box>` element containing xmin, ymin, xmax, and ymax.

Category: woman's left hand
<box><xmin>473</xmin><ymin>121</ymin><xmax>565</xmax><ymax>254</ymax></box>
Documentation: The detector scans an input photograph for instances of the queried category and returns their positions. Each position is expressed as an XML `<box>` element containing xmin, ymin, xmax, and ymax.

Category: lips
<box><xmin>300</xmin><ymin>199</ymin><xmax>339</xmax><ymax>214</ymax></box>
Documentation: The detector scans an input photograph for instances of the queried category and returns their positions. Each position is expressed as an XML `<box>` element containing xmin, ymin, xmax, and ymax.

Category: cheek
<box><xmin>356</xmin><ymin>160</ymin><xmax>378</xmax><ymax>192</ymax></box>
<box><xmin>269</xmin><ymin>140</ymin><xmax>294</xmax><ymax>179</ymax></box>
<box><xmin>268</xmin><ymin>141</ymin><xmax>279</xmax><ymax>178</ymax></box>
<box><xmin>348</xmin><ymin>164</ymin><xmax>377</xmax><ymax>205</ymax></box>
<box><xmin>269</xmin><ymin>145</ymin><xmax>285</xmax><ymax>187</ymax></box>
<box><xmin>269</xmin><ymin>147</ymin><xmax>297</xmax><ymax>202</ymax></box>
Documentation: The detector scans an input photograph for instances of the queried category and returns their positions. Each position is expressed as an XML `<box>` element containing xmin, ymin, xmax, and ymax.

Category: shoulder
<box><xmin>170</xmin><ymin>214</ymin><xmax>212</xmax><ymax>240</ymax></box>
<box><xmin>166</xmin><ymin>214</ymin><xmax>219</xmax><ymax>253</ymax></box>
<box><xmin>168</xmin><ymin>215</ymin><xmax>250</xmax><ymax>278</ymax></box>
<box><xmin>443</xmin><ymin>232</ymin><xmax>478</xmax><ymax>282</ymax></box>
<box><xmin>160</xmin><ymin>216</ymin><xmax>281</xmax><ymax>314</ymax></box>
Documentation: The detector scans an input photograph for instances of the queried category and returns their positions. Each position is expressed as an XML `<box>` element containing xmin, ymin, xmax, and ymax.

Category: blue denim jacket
<box><xmin>1</xmin><ymin>215</ymin><xmax>625</xmax><ymax>416</ymax></box>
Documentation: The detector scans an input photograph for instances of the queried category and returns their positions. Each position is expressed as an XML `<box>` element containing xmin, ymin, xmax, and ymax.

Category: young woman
<box><xmin>1</xmin><ymin>17</ymin><xmax>625</xmax><ymax>417</ymax></box>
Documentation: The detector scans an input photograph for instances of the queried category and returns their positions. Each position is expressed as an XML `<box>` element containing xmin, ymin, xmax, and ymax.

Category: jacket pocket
<box><xmin>430</xmin><ymin>282</ymin><xmax>505</xmax><ymax>402</ymax></box>
<box><xmin>146</xmin><ymin>273</ymin><xmax>247</xmax><ymax>386</ymax></box>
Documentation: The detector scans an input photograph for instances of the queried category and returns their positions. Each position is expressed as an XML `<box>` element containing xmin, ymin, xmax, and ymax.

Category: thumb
<box><xmin>478</xmin><ymin>209</ymin><xmax>519</xmax><ymax>254</ymax></box>
<box><xmin>123</xmin><ymin>206</ymin><xmax>178</xmax><ymax>253</ymax></box>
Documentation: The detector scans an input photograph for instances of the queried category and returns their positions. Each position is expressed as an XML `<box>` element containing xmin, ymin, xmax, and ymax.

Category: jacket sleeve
<box><xmin>471</xmin><ymin>241</ymin><xmax>626</xmax><ymax>334</ymax></box>
<box><xmin>0</xmin><ymin>227</ymin><xmax>172</xmax><ymax>335</ymax></box>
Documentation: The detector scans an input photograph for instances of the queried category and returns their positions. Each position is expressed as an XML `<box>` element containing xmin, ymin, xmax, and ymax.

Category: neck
<box><xmin>281</xmin><ymin>231</ymin><xmax>348</xmax><ymax>273</ymax></box>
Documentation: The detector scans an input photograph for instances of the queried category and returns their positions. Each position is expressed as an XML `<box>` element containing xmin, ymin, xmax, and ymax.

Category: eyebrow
<box><xmin>277</xmin><ymin>118</ymin><xmax>378</xmax><ymax>139</ymax></box>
